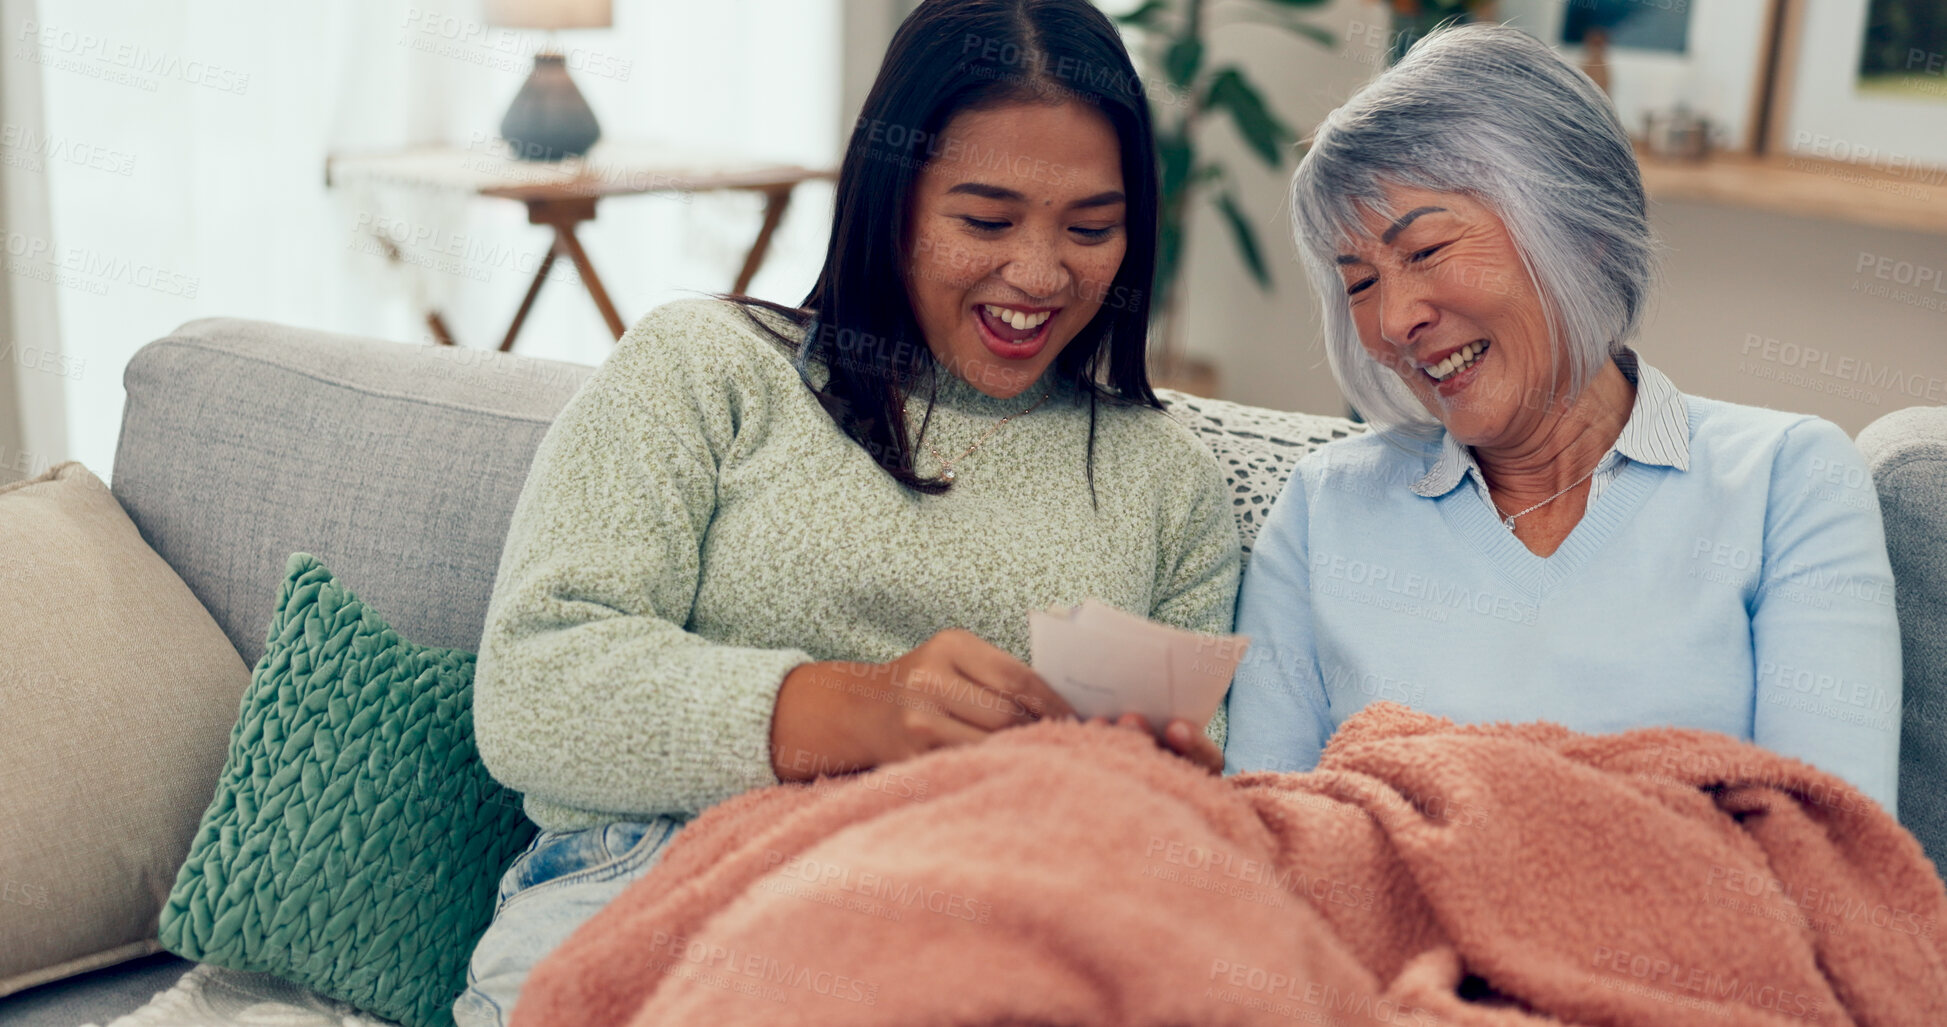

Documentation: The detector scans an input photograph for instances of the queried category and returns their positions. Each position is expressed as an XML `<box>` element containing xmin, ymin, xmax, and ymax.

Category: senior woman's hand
<box><xmin>770</xmin><ymin>628</ymin><xmax>1077</xmax><ymax>782</ymax></box>
<box><xmin>1090</xmin><ymin>713</ymin><xmax>1224</xmax><ymax>774</ymax></box>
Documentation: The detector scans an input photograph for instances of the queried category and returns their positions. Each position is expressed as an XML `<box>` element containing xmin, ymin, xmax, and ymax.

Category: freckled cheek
<box><xmin>1067</xmin><ymin>244</ymin><xmax>1126</xmax><ymax>318</ymax></box>
<box><xmin>912</xmin><ymin>231</ymin><xmax>1000</xmax><ymax>292</ymax></box>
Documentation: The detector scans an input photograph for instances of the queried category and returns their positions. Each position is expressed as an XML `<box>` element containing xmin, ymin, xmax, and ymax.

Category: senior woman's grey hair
<box><xmin>1290</xmin><ymin>22</ymin><xmax>1657</xmax><ymax>434</ymax></box>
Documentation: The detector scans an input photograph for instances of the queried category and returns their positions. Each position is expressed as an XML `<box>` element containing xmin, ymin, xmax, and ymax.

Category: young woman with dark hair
<box><xmin>454</xmin><ymin>2</ymin><xmax>1241</xmax><ymax>1021</ymax></box>
<box><xmin>745</xmin><ymin>0</ymin><xmax>1163</xmax><ymax>498</ymax></box>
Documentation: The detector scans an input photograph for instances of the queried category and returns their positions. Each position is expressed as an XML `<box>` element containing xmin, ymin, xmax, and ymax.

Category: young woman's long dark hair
<box><xmin>736</xmin><ymin>0</ymin><xmax>1162</xmax><ymax>498</ymax></box>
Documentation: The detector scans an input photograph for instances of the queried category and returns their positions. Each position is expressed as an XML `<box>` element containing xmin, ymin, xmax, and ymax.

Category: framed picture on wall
<box><xmin>1775</xmin><ymin>0</ymin><xmax>1947</xmax><ymax>168</ymax></box>
<box><xmin>1496</xmin><ymin>0</ymin><xmax>1778</xmax><ymax>154</ymax></box>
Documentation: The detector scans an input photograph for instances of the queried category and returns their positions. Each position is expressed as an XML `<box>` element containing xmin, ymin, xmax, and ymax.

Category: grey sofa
<box><xmin>2</xmin><ymin>317</ymin><xmax>1942</xmax><ymax>1025</ymax></box>
<box><xmin>1859</xmin><ymin>406</ymin><xmax>1947</xmax><ymax>880</ymax></box>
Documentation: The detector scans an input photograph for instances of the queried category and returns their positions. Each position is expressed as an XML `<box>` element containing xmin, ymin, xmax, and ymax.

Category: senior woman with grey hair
<box><xmin>1222</xmin><ymin>23</ymin><xmax>1902</xmax><ymax>811</ymax></box>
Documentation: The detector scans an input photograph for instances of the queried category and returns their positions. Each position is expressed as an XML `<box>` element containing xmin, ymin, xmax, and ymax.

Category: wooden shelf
<box><xmin>1637</xmin><ymin>148</ymin><xmax>1947</xmax><ymax>237</ymax></box>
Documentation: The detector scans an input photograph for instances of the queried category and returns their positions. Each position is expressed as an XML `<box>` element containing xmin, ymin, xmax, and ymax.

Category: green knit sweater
<box><xmin>474</xmin><ymin>298</ymin><xmax>1242</xmax><ymax>830</ymax></box>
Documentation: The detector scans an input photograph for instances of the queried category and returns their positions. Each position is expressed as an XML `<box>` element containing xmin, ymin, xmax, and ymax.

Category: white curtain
<box><xmin>2</xmin><ymin>0</ymin><xmax>839</xmax><ymax>478</ymax></box>
<box><xmin>0</xmin><ymin>0</ymin><xmax>69</xmax><ymax>482</ymax></box>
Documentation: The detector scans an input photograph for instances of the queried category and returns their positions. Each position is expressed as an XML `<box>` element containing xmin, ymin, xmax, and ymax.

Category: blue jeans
<box><xmin>451</xmin><ymin>815</ymin><xmax>686</xmax><ymax>1027</ymax></box>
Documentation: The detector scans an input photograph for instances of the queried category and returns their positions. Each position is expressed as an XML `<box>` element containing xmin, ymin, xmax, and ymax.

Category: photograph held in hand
<box><xmin>1030</xmin><ymin>597</ymin><xmax>1249</xmax><ymax>734</ymax></box>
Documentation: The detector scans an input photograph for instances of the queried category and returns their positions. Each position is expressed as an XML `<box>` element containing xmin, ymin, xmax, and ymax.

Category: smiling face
<box><xmin>903</xmin><ymin>101</ymin><xmax>1129</xmax><ymax>399</ymax></box>
<box><xmin>1336</xmin><ymin>184</ymin><xmax>1566</xmax><ymax>448</ymax></box>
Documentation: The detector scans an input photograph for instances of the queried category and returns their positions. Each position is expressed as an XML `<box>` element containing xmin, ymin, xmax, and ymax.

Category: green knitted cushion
<box><xmin>159</xmin><ymin>554</ymin><xmax>537</xmax><ymax>1027</ymax></box>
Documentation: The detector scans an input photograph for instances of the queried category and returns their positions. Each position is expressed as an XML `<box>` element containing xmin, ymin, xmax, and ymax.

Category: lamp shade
<box><xmin>482</xmin><ymin>0</ymin><xmax>611</xmax><ymax>30</ymax></box>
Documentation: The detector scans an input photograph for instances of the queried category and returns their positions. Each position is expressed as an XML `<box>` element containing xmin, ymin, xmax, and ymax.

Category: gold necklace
<box><xmin>902</xmin><ymin>388</ymin><xmax>1052</xmax><ymax>483</ymax></box>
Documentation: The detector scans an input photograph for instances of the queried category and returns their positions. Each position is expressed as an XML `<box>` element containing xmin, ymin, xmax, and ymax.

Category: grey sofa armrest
<box><xmin>1857</xmin><ymin>405</ymin><xmax>1947</xmax><ymax>869</ymax></box>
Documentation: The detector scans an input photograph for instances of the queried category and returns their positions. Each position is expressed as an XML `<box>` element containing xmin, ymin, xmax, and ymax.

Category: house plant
<box><xmin>1109</xmin><ymin>0</ymin><xmax>1333</xmax><ymax>395</ymax></box>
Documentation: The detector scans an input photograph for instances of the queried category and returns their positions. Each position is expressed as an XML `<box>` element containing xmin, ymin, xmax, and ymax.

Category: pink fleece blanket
<box><xmin>513</xmin><ymin>703</ymin><xmax>1947</xmax><ymax>1026</ymax></box>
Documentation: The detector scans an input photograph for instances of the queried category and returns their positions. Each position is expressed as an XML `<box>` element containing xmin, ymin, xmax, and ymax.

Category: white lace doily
<box><xmin>1155</xmin><ymin>388</ymin><xmax>1367</xmax><ymax>559</ymax></box>
<box><xmin>82</xmin><ymin>963</ymin><xmax>403</xmax><ymax>1027</ymax></box>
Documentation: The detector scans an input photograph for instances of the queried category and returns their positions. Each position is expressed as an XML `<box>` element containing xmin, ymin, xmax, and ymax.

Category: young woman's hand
<box><xmin>1088</xmin><ymin>713</ymin><xmax>1224</xmax><ymax>774</ymax></box>
<box><xmin>769</xmin><ymin>628</ymin><xmax>1076</xmax><ymax>782</ymax></box>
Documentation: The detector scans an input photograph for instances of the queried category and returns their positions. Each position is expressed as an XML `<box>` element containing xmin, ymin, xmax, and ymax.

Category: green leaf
<box><xmin>1203</xmin><ymin>67</ymin><xmax>1296</xmax><ymax>169</ymax></box>
<box><xmin>1214</xmin><ymin>5</ymin><xmax>1336</xmax><ymax>48</ymax></box>
<box><xmin>1157</xmin><ymin>130</ymin><xmax>1194</xmax><ymax>201</ymax></box>
<box><xmin>1215</xmin><ymin>189</ymin><xmax>1271</xmax><ymax>290</ymax></box>
<box><xmin>1155</xmin><ymin>213</ymin><xmax>1184</xmax><ymax>320</ymax></box>
<box><xmin>1154</xmin><ymin>125</ymin><xmax>1194</xmax><ymax>314</ymax></box>
<box><xmin>1163</xmin><ymin>35</ymin><xmax>1204</xmax><ymax>88</ymax></box>
<box><xmin>1269</xmin><ymin>19</ymin><xmax>1336</xmax><ymax>48</ymax></box>
<box><xmin>1111</xmin><ymin>0</ymin><xmax>1169</xmax><ymax>29</ymax></box>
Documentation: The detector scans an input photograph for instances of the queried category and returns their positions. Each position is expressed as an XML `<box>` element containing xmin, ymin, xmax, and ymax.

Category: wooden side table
<box><xmin>327</xmin><ymin>142</ymin><xmax>835</xmax><ymax>351</ymax></box>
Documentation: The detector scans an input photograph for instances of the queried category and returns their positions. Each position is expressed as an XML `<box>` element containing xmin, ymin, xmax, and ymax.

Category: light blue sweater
<box><xmin>1222</xmin><ymin>383</ymin><xmax>1903</xmax><ymax>812</ymax></box>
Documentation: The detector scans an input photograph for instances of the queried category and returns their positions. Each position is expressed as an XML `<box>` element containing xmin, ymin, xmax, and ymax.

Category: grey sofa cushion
<box><xmin>0</xmin><ymin>952</ymin><xmax>192</xmax><ymax>1026</ymax></box>
<box><xmin>1858</xmin><ymin>404</ymin><xmax>1947</xmax><ymax>869</ymax></box>
<box><xmin>113</xmin><ymin>318</ymin><xmax>594</xmax><ymax>667</ymax></box>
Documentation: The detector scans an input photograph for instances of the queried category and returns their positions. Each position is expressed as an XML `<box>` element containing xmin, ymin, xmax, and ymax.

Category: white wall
<box><xmin>839</xmin><ymin>0</ymin><xmax>915</xmax><ymax>143</ymax></box>
<box><xmin>1176</xmin><ymin>0</ymin><xmax>1947</xmax><ymax>435</ymax></box>
<box><xmin>1638</xmin><ymin>200</ymin><xmax>1946</xmax><ymax>437</ymax></box>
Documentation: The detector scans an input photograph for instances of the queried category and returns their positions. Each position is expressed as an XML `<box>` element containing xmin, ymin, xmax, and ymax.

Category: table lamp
<box><xmin>484</xmin><ymin>0</ymin><xmax>611</xmax><ymax>161</ymax></box>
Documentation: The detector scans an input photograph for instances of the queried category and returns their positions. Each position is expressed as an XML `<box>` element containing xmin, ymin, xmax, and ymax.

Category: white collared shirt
<box><xmin>1410</xmin><ymin>349</ymin><xmax>1691</xmax><ymax>518</ymax></box>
